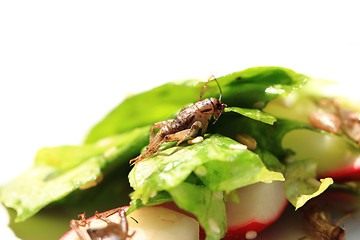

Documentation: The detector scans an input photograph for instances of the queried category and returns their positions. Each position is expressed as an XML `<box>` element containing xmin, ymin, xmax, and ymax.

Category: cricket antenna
<box><xmin>213</xmin><ymin>75</ymin><xmax>223</xmax><ymax>102</ymax></box>
<box><xmin>198</xmin><ymin>75</ymin><xmax>223</xmax><ymax>102</ymax></box>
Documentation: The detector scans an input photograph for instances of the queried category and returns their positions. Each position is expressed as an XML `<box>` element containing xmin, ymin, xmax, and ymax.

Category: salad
<box><xmin>1</xmin><ymin>66</ymin><xmax>359</xmax><ymax>240</ymax></box>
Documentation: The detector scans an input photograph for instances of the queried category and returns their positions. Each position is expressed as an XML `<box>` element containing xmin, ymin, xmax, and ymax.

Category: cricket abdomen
<box><xmin>170</xmin><ymin>106</ymin><xmax>197</xmax><ymax>132</ymax></box>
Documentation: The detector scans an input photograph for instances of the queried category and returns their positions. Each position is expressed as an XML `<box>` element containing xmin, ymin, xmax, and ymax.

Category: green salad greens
<box><xmin>1</xmin><ymin>66</ymin><xmax>359</xmax><ymax>240</ymax></box>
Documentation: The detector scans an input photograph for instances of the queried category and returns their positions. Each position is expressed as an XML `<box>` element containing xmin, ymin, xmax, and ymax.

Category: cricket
<box><xmin>129</xmin><ymin>75</ymin><xmax>227</xmax><ymax>165</ymax></box>
<box><xmin>300</xmin><ymin>202</ymin><xmax>347</xmax><ymax>240</ymax></box>
<box><xmin>70</xmin><ymin>208</ymin><xmax>134</xmax><ymax>240</ymax></box>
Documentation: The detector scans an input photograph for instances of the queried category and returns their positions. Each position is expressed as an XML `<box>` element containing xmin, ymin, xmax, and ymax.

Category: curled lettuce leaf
<box><xmin>285</xmin><ymin>161</ymin><xmax>333</xmax><ymax>210</ymax></box>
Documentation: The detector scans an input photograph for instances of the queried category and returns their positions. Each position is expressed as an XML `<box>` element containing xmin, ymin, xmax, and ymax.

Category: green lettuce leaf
<box><xmin>212</xmin><ymin>66</ymin><xmax>308</xmax><ymax>108</ymax></box>
<box><xmin>129</xmin><ymin>134</ymin><xmax>284</xmax><ymax>203</ymax></box>
<box><xmin>285</xmin><ymin>160</ymin><xmax>333</xmax><ymax>210</ymax></box>
<box><xmin>85</xmin><ymin>67</ymin><xmax>308</xmax><ymax>143</ymax></box>
<box><xmin>0</xmin><ymin>127</ymin><xmax>149</xmax><ymax>221</ymax></box>
<box><xmin>224</xmin><ymin>107</ymin><xmax>277</xmax><ymax>125</ymax></box>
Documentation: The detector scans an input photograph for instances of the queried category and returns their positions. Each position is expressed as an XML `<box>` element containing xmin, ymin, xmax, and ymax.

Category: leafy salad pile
<box><xmin>1</xmin><ymin>67</ymin><xmax>359</xmax><ymax>240</ymax></box>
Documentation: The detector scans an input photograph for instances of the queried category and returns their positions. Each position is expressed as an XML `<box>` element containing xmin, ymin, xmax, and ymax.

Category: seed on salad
<box><xmin>253</xmin><ymin>101</ymin><xmax>265</xmax><ymax>109</ymax></box>
<box><xmin>187</xmin><ymin>136</ymin><xmax>204</xmax><ymax>144</ymax></box>
<box><xmin>337</xmin><ymin>107</ymin><xmax>360</xmax><ymax>145</ymax></box>
<box><xmin>229</xmin><ymin>144</ymin><xmax>247</xmax><ymax>150</ymax></box>
<box><xmin>309</xmin><ymin>109</ymin><xmax>341</xmax><ymax>134</ymax></box>
<box><xmin>245</xmin><ymin>230</ymin><xmax>257</xmax><ymax>240</ymax></box>
<box><xmin>235</xmin><ymin>134</ymin><xmax>257</xmax><ymax>151</ymax></box>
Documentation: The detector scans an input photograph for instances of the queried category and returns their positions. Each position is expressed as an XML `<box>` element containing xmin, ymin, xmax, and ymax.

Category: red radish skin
<box><xmin>318</xmin><ymin>160</ymin><xmax>360</xmax><ymax>181</ymax></box>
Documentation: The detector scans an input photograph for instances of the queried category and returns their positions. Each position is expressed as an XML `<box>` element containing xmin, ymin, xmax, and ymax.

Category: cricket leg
<box><xmin>129</xmin><ymin>138</ymin><xmax>165</xmax><ymax>165</ymax></box>
<box><xmin>94</xmin><ymin>207</ymin><xmax>125</xmax><ymax>221</ymax></box>
<box><xmin>163</xmin><ymin>121</ymin><xmax>202</xmax><ymax>146</ymax></box>
<box><xmin>149</xmin><ymin>120</ymin><xmax>173</xmax><ymax>144</ymax></box>
<box><xmin>198</xmin><ymin>75</ymin><xmax>215</xmax><ymax>101</ymax></box>
<box><xmin>70</xmin><ymin>213</ymin><xmax>89</xmax><ymax>240</ymax></box>
<box><xmin>95</xmin><ymin>208</ymin><xmax>128</xmax><ymax>230</ymax></box>
<box><xmin>116</xmin><ymin>208</ymin><xmax>135</xmax><ymax>238</ymax></box>
<box><xmin>95</xmin><ymin>208</ymin><xmax>135</xmax><ymax>238</ymax></box>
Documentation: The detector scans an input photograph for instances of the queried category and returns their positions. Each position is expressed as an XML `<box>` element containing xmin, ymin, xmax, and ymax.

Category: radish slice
<box><xmin>60</xmin><ymin>206</ymin><xmax>199</xmax><ymax>240</ymax></box>
<box><xmin>223</xmin><ymin>181</ymin><xmax>288</xmax><ymax>239</ymax></box>
<box><xmin>61</xmin><ymin>182</ymin><xmax>287</xmax><ymax>240</ymax></box>
<box><xmin>128</xmin><ymin>206</ymin><xmax>199</xmax><ymax>240</ymax></box>
<box><xmin>283</xmin><ymin>129</ymin><xmax>360</xmax><ymax>181</ymax></box>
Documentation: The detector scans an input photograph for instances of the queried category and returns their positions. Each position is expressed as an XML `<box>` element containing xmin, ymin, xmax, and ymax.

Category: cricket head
<box><xmin>209</xmin><ymin>97</ymin><xmax>227</xmax><ymax>124</ymax></box>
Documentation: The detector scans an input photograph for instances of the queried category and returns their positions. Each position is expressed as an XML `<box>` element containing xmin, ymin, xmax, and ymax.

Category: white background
<box><xmin>0</xmin><ymin>0</ymin><xmax>359</xmax><ymax>239</ymax></box>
